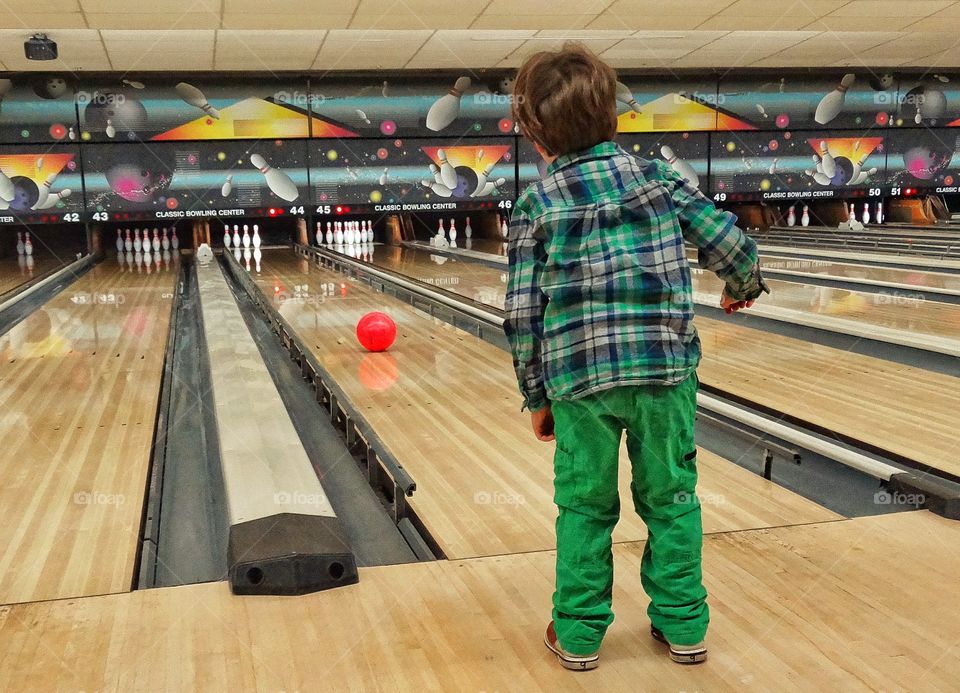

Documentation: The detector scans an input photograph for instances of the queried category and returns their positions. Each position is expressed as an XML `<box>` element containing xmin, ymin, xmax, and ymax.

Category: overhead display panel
<box><xmin>81</xmin><ymin>139</ymin><xmax>309</xmax><ymax>223</ymax></box>
<box><xmin>76</xmin><ymin>78</ymin><xmax>315</xmax><ymax>142</ymax></box>
<box><xmin>884</xmin><ymin>128</ymin><xmax>960</xmax><ymax>195</ymax></box>
<box><xmin>309</xmin><ymin>75</ymin><xmax>515</xmax><ymax>139</ymax></box>
<box><xmin>308</xmin><ymin>136</ymin><xmax>516</xmax><ymax>216</ymax></box>
<box><xmin>0</xmin><ymin>144</ymin><xmax>83</xmax><ymax>224</ymax></box>
<box><xmin>618</xmin><ymin>132</ymin><xmax>711</xmax><ymax>195</ymax></box>
<box><xmin>717</xmin><ymin>72</ymin><xmax>899</xmax><ymax>131</ymax></box>
<box><xmin>710</xmin><ymin>129</ymin><xmax>887</xmax><ymax>202</ymax></box>
<box><xmin>0</xmin><ymin>75</ymin><xmax>79</xmax><ymax>144</ymax></box>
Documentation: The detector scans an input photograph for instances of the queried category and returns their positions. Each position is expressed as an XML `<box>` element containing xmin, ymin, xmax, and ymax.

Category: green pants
<box><xmin>550</xmin><ymin>375</ymin><xmax>708</xmax><ymax>654</ymax></box>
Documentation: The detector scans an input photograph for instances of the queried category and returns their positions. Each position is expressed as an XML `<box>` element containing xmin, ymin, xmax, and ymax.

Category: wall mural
<box><xmin>0</xmin><ymin>70</ymin><xmax>957</xmax><ymax>223</ymax></box>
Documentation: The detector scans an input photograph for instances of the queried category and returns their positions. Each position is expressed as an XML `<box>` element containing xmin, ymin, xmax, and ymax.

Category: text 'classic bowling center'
<box><xmin>0</xmin><ymin>5</ymin><xmax>959</xmax><ymax>691</ymax></box>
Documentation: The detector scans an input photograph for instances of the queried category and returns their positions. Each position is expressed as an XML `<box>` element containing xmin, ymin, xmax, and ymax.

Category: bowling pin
<box><xmin>661</xmin><ymin>146</ymin><xmax>699</xmax><ymax>188</ymax></box>
<box><xmin>615</xmin><ymin>81</ymin><xmax>642</xmax><ymax>113</ymax></box>
<box><xmin>421</xmin><ymin>179</ymin><xmax>453</xmax><ymax>197</ymax></box>
<box><xmin>475</xmin><ymin>177</ymin><xmax>506</xmax><ymax>197</ymax></box>
<box><xmin>143</xmin><ymin>247</ymin><xmax>152</xmax><ymax>274</ymax></box>
<box><xmin>250</xmin><ymin>153</ymin><xmax>299</xmax><ymax>202</ymax></box>
<box><xmin>813</xmin><ymin>171</ymin><xmax>832</xmax><ymax>186</ymax></box>
<box><xmin>449</xmin><ymin>218</ymin><xmax>457</xmax><ymax>242</ymax></box>
<box><xmin>244</xmin><ymin>246</ymin><xmax>251</xmax><ymax>271</ymax></box>
<box><xmin>253</xmin><ymin>224</ymin><xmax>261</xmax><ymax>249</ymax></box>
<box><xmin>68</xmin><ymin>127</ymin><xmax>75</xmax><ymax>140</ymax></box>
<box><xmin>33</xmin><ymin>189</ymin><xmax>71</xmax><ymax>210</ymax></box>
<box><xmin>0</xmin><ymin>168</ymin><xmax>15</xmax><ymax>202</ymax></box>
<box><xmin>162</xmin><ymin>228</ymin><xmax>170</xmax><ymax>251</ymax></box>
<box><xmin>786</xmin><ymin>205</ymin><xmax>796</xmax><ymax>227</ymax></box>
<box><xmin>242</xmin><ymin>224</ymin><xmax>250</xmax><ymax>249</ymax></box>
<box><xmin>814</xmin><ymin>73</ymin><xmax>855</xmax><ymax>125</ymax></box>
<box><xmin>862</xmin><ymin>202</ymin><xmax>871</xmax><ymax>225</ymax></box>
<box><xmin>335</xmin><ymin>223</ymin><xmax>344</xmax><ymax>245</ymax></box>
<box><xmin>105</xmin><ymin>118</ymin><xmax>116</xmax><ymax>138</ymax></box>
<box><xmin>345</xmin><ymin>222</ymin><xmax>353</xmax><ymax>245</ymax></box>
<box><xmin>31</xmin><ymin>172</ymin><xmax>59</xmax><ymax>210</ymax></box>
<box><xmin>378</xmin><ymin>167</ymin><xmax>389</xmax><ymax>185</ymax></box>
<box><xmin>232</xmin><ymin>225</ymin><xmax>241</xmax><ymax>247</ymax></box>
<box><xmin>464</xmin><ymin>216</ymin><xmax>472</xmax><ymax>238</ymax></box>
<box><xmin>116</xmin><ymin>229</ymin><xmax>124</xmax><ymax>253</ymax></box>
<box><xmin>24</xmin><ymin>232</ymin><xmax>33</xmax><ymax>256</ymax></box>
<box><xmin>233</xmin><ymin>247</ymin><xmax>241</xmax><ymax>262</ymax></box>
<box><xmin>819</xmin><ymin>141</ymin><xmax>837</xmax><ymax>178</ymax></box>
<box><xmin>501</xmin><ymin>216</ymin><xmax>509</xmax><ymax>239</ymax></box>
<box><xmin>315</xmin><ymin>222</ymin><xmax>323</xmax><ymax>246</ymax></box>
<box><xmin>133</xmin><ymin>229</ymin><xmax>142</xmax><ymax>253</ymax></box>
<box><xmin>436</xmin><ymin>149</ymin><xmax>458</xmax><ymax>189</ymax></box>
<box><xmin>430</xmin><ymin>164</ymin><xmax>444</xmax><ymax>186</ymax></box>
<box><xmin>175</xmin><ymin>82</ymin><xmax>220</xmax><ymax>119</ymax></box>
<box><xmin>221</xmin><ymin>174</ymin><xmax>233</xmax><ymax>197</ymax></box>
<box><xmin>848</xmin><ymin>203</ymin><xmax>856</xmax><ymax>223</ymax></box>
<box><xmin>124</xmin><ymin>229</ymin><xmax>132</xmax><ymax>252</ymax></box>
<box><xmin>437</xmin><ymin>218</ymin><xmax>445</xmax><ymax>241</ymax></box>
<box><xmin>325</xmin><ymin>221</ymin><xmax>333</xmax><ymax>245</ymax></box>
<box><xmin>358</xmin><ymin>221</ymin><xmax>365</xmax><ymax>244</ymax></box>
<box><xmin>876</xmin><ymin>200</ymin><xmax>884</xmax><ymax>224</ymax></box>
<box><xmin>801</xmin><ymin>205</ymin><xmax>810</xmax><ymax>227</ymax></box>
<box><xmin>472</xmin><ymin>161</ymin><xmax>497</xmax><ymax>196</ymax></box>
<box><xmin>16</xmin><ymin>231</ymin><xmax>24</xmax><ymax>255</ymax></box>
<box><xmin>425</xmin><ymin>76</ymin><xmax>471</xmax><ymax>132</ymax></box>
<box><xmin>223</xmin><ymin>225</ymin><xmax>231</xmax><ymax>248</ymax></box>
<box><xmin>171</xmin><ymin>229</ymin><xmax>179</xmax><ymax>250</ymax></box>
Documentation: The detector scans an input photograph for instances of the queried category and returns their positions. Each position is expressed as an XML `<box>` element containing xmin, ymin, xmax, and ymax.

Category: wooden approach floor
<box><xmin>1</xmin><ymin>511</ymin><xmax>956</xmax><ymax>691</ymax></box>
<box><xmin>354</xmin><ymin>244</ymin><xmax>960</xmax><ymax>480</ymax></box>
<box><xmin>0</xmin><ymin>261</ymin><xmax>177</xmax><ymax>605</ymax></box>
<box><xmin>253</xmin><ymin>251</ymin><xmax>838</xmax><ymax>560</ymax></box>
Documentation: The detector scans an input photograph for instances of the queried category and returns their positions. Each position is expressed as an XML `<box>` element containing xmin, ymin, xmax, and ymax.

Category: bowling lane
<box><xmin>0</xmin><ymin>259</ymin><xmax>178</xmax><ymax>605</ymax></box>
<box><xmin>247</xmin><ymin>249</ymin><xmax>838</xmax><ymax>561</ymax></box>
<box><xmin>0</xmin><ymin>252</ymin><xmax>74</xmax><ymax>298</ymax></box>
<box><xmin>717</xmin><ymin>253</ymin><xmax>960</xmax><ymax>296</ymax></box>
<box><xmin>340</xmin><ymin>243</ymin><xmax>960</xmax><ymax>479</ymax></box>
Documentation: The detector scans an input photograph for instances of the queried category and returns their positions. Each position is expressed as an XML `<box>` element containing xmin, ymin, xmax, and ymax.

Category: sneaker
<box><xmin>543</xmin><ymin>621</ymin><xmax>599</xmax><ymax>671</ymax></box>
<box><xmin>650</xmin><ymin>626</ymin><xmax>708</xmax><ymax>664</ymax></box>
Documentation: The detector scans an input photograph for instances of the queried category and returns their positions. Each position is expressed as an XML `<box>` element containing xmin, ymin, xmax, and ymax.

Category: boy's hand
<box><xmin>530</xmin><ymin>405</ymin><xmax>555</xmax><ymax>442</ymax></box>
<box><xmin>720</xmin><ymin>290</ymin><xmax>755</xmax><ymax>314</ymax></box>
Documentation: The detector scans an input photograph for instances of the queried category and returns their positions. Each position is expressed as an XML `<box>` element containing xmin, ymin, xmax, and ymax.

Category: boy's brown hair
<box><xmin>512</xmin><ymin>43</ymin><xmax>618</xmax><ymax>158</ymax></box>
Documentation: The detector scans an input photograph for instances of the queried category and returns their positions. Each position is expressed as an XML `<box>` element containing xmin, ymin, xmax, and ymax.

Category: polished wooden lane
<box><xmin>0</xmin><ymin>253</ymin><xmax>72</xmax><ymax>298</ymax></box>
<box><xmin>348</xmin><ymin>244</ymin><xmax>960</xmax><ymax>478</ymax></box>
<box><xmin>0</xmin><ymin>260</ymin><xmax>178</xmax><ymax>605</ymax></box>
<box><xmin>250</xmin><ymin>251</ymin><xmax>837</xmax><ymax>560</ymax></box>
<box><xmin>1</xmin><ymin>512</ymin><xmax>955</xmax><ymax>691</ymax></box>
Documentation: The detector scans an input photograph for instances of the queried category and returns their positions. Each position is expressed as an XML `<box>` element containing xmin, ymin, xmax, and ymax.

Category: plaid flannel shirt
<box><xmin>504</xmin><ymin>141</ymin><xmax>764</xmax><ymax>412</ymax></box>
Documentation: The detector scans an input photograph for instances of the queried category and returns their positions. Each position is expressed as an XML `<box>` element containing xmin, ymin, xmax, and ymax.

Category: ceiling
<box><xmin>2</xmin><ymin>1</ymin><xmax>960</xmax><ymax>72</ymax></box>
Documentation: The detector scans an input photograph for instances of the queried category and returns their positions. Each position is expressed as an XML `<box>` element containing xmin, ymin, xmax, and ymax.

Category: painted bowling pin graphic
<box><xmin>819</xmin><ymin>141</ymin><xmax>837</xmax><ymax>178</ymax></box>
<box><xmin>33</xmin><ymin>189</ymin><xmax>71</xmax><ymax>210</ymax></box>
<box><xmin>436</xmin><ymin>148</ymin><xmax>458</xmax><ymax>189</ymax></box>
<box><xmin>800</xmin><ymin>205</ymin><xmax>810</xmax><ymax>227</ymax></box>
<box><xmin>661</xmin><ymin>146</ymin><xmax>699</xmax><ymax>188</ymax></box>
<box><xmin>814</xmin><ymin>73</ymin><xmax>855</xmax><ymax>125</ymax></box>
<box><xmin>0</xmin><ymin>167</ymin><xmax>15</xmax><ymax>203</ymax></box>
<box><xmin>221</xmin><ymin>174</ymin><xmax>233</xmax><ymax>197</ymax></box>
<box><xmin>421</xmin><ymin>179</ymin><xmax>453</xmax><ymax>197</ymax></box>
<box><xmin>32</xmin><ymin>172</ymin><xmax>59</xmax><ymax>210</ymax></box>
<box><xmin>425</xmin><ymin>76</ymin><xmax>471</xmax><ymax>132</ymax></box>
<box><xmin>615</xmin><ymin>81</ymin><xmax>642</xmax><ymax>113</ymax></box>
<box><xmin>250</xmin><ymin>153</ymin><xmax>299</xmax><ymax>202</ymax></box>
<box><xmin>175</xmin><ymin>82</ymin><xmax>220</xmax><ymax>119</ymax></box>
<box><xmin>786</xmin><ymin>205</ymin><xmax>796</xmax><ymax>227</ymax></box>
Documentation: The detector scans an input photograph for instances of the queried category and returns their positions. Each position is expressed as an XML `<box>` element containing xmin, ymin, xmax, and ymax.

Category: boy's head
<box><xmin>512</xmin><ymin>43</ymin><xmax>618</xmax><ymax>160</ymax></box>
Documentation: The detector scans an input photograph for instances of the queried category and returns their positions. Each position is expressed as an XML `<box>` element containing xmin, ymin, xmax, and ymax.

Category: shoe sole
<box><xmin>543</xmin><ymin>631</ymin><xmax>599</xmax><ymax>671</ymax></box>
<box><xmin>651</xmin><ymin>628</ymin><xmax>708</xmax><ymax>664</ymax></box>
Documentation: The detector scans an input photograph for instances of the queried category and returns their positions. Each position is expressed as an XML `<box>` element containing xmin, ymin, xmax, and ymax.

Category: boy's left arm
<box><xmin>503</xmin><ymin>204</ymin><xmax>551</xmax><ymax>432</ymax></box>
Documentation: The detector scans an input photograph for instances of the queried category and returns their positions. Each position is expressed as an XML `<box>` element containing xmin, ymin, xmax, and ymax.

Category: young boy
<box><xmin>505</xmin><ymin>45</ymin><xmax>768</xmax><ymax>671</ymax></box>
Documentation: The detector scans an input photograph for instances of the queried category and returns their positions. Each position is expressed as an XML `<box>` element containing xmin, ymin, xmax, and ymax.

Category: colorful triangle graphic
<box><xmin>617</xmin><ymin>93</ymin><xmax>752</xmax><ymax>133</ymax></box>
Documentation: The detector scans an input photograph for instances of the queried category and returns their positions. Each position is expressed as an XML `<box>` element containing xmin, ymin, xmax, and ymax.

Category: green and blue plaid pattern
<box><xmin>504</xmin><ymin>141</ymin><xmax>764</xmax><ymax>411</ymax></box>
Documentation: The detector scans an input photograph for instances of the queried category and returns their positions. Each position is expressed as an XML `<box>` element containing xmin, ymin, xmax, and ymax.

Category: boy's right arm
<box><xmin>655</xmin><ymin>161</ymin><xmax>768</xmax><ymax>303</ymax></box>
